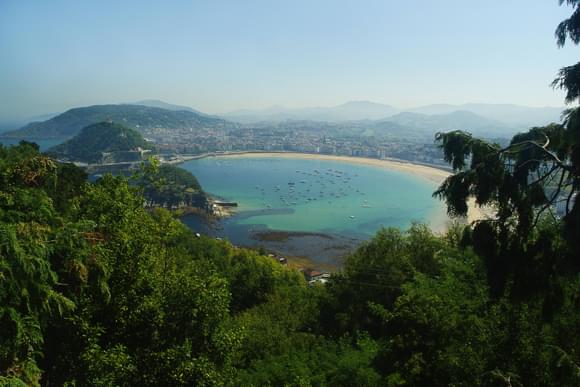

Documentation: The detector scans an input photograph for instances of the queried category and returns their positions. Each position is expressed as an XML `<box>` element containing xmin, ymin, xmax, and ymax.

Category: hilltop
<box><xmin>380</xmin><ymin>110</ymin><xmax>509</xmax><ymax>137</ymax></box>
<box><xmin>1</xmin><ymin>104</ymin><xmax>234</xmax><ymax>139</ymax></box>
<box><xmin>48</xmin><ymin>121</ymin><xmax>151</xmax><ymax>163</ymax></box>
<box><xmin>132</xmin><ymin>99</ymin><xmax>211</xmax><ymax>116</ymax></box>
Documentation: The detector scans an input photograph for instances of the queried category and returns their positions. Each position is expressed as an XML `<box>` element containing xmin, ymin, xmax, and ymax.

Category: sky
<box><xmin>0</xmin><ymin>0</ymin><xmax>578</xmax><ymax>119</ymax></box>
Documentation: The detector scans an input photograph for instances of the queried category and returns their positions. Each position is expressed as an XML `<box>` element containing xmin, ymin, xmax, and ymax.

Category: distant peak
<box><xmin>130</xmin><ymin>99</ymin><xmax>201</xmax><ymax>114</ymax></box>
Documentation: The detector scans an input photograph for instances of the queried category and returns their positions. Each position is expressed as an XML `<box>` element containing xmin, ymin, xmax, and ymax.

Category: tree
<box><xmin>0</xmin><ymin>143</ymin><xmax>76</xmax><ymax>386</ymax></box>
<box><xmin>433</xmin><ymin>2</ymin><xmax>580</xmax><ymax>296</ymax></box>
<box><xmin>553</xmin><ymin>0</ymin><xmax>580</xmax><ymax>104</ymax></box>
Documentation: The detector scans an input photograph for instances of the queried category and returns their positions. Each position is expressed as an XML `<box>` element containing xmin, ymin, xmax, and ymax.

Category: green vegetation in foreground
<box><xmin>48</xmin><ymin>121</ymin><xmax>151</xmax><ymax>164</ymax></box>
<box><xmin>1</xmin><ymin>3</ymin><xmax>580</xmax><ymax>386</ymax></box>
<box><xmin>47</xmin><ymin>120</ymin><xmax>212</xmax><ymax>212</ymax></box>
<box><xmin>1</xmin><ymin>124</ymin><xmax>579</xmax><ymax>386</ymax></box>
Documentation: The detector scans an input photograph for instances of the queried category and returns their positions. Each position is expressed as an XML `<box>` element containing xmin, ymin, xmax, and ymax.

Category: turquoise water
<box><xmin>180</xmin><ymin>156</ymin><xmax>448</xmax><ymax>239</ymax></box>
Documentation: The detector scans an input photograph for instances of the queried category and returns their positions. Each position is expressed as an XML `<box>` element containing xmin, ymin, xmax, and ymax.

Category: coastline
<box><xmin>192</xmin><ymin>151</ymin><xmax>488</xmax><ymax>224</ymax></box>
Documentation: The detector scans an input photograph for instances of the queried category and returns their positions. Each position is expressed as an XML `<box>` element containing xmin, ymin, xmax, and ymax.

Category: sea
<box><xmin>179</xmin><ymin>155</ymin><xmax>449</xmax><ymax>268</ymax></box>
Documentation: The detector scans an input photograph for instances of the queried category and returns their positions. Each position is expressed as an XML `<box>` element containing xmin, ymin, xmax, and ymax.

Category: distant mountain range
<box><xmin>380</xmin><ymin>110</ymin><xmax>510</xmax><ymax>137</ymax></box>
<box><xmin>223</xmin><ymin>101</ymin><xmax>400</xmax><ymax>123</ymax></box>
<box><xmin>2</xmin><ymin>104</ymin><xmax>233</xmax><ymax>139</ymax></box>
<box><xmin>221</xmin><ymin>101</ymin><xmax>564</xmax><ymax>130</ymax></box>
<box><xmin>0</xmin><ymin>100</ymin><xmax>565</xmax><ymax>140</ymax></box>
<box><xmin>407</xmin><ymin>103</ymin><xmax>564</xmax><ymax>126</ymax></box>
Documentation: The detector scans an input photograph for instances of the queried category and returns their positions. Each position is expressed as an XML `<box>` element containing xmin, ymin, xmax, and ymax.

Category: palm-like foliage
<box><xmin>433</xmin><ymin>1</ymin><xmax>580</xmax><ymax>299</ymax></box>
<box><xmin>554</xmin><ymin>1</ymin><xmax>580</xmax><ymax>103</ymax></box>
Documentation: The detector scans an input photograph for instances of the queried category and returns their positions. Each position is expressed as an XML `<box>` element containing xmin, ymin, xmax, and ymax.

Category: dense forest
<box><xmin>48</xmin><ymin>122</ymin><xmax>151</xmax><ymax>164</ymax></box>
<box><xmin>2</xmin><ymin>2</ymin><xmax>580</xmax><ymax>386</ymax></box>
<box><xmin>0</xmin><ymin>140</ymin><xmax>578</xmax><ymax>386</ymax></box>
<box><xmin>139</xmin><ymin>162</ymin><xmax>210</xmax><ymax>211</ymax></box>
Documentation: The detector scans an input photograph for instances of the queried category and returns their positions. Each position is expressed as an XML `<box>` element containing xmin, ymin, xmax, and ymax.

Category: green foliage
<box><xmin>321</xmin><ymin>225</ymin><xmax>445</xmax><ymax>337</ymax></box>
<box><xmin>554</xmin><ymin>1</ymin><xmax>580</xmax><ymax>103</ymax></box>
<box><xmin>48</xmin><ymin>121</ymin><xmax>150</xmax><ymax>163</ymax></box>
<box><xmin>372</xmin><ymin>248</ymin><xmax>492</xmax><ymax>385</ymax></box>
<box><xmin>235</xmin><ymin>335</ymin><xmax>381</xmax><ymax>386</ymax></box>
<box><xmin>1</xmin><ymin>142</ymin><xmax>578</xmax><ymax>385</ymax></box>
<box><xmin>434</xmin><ymin>123</ymin><xmax>579</xmax><ymax>298</ymax></box>
<box><xmin>0</xmin><ymin>143</ymin><xmax>74</xmax><ymax>385</ymax></box>
<box><xmin>3</xmin><ymin>104</ymin><xmax>231</xmax><ymax>139</ymax></box>
<box><xmin>138</xmin><ymin>163</ymin><xmax>209</xmax><ymax>210</ymax></box>
<box><xmin>1</xmin><ymin>5</ymin><xmax>579</xmax><ymax>382</ymax></box>
<box><xmin>0</xmin><ymin>143</ymin><xmax>241</xmax><ymax>385</ymax></box>
<box><xmin>327</xmin><ymin>224</ymin><xmax>579</xmax><ymax>386</ymax></box>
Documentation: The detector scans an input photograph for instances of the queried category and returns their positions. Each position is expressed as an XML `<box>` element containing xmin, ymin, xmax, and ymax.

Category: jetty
<box><xmin>213</xmin><ymin>200</ymin><xmax>238</xmax><ymax>207</ymax></box>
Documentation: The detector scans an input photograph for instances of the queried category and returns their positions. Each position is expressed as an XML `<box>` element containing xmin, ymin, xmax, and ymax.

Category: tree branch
<box><xmin>528</xmin><ymin>164</ymin><xmax>559</xmax><ymax>186</ymax></box>
<box><xmin>566</xmin><ymin>180</ymin><xmax>576</xmax><ymax>214</ymax></box>
<box><xmin>532</xmin><ymin>169</ymin><xmax>566</xmax><ymax>228</ymax></box>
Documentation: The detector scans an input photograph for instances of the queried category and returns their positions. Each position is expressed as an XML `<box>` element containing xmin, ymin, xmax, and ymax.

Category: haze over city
<box><xmin>0</xmin><ymin>0</ymin><xmax>577</xmax><ymax>121</ymax></box>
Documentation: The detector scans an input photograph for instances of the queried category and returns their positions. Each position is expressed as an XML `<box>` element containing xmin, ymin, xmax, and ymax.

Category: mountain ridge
<box><xmin>222</xmin><ymin>100</ymin><xmax>399</xmax><ymax>123</ymax></box>
<box><xmin>409</xmin><ymin>103</ymin><xmax>563</xmax><ymax>125</ymax></box>
<box><xmin>382</xmin><ymin>110</ymin><xmax>511</xmax><ymax>137</ymax></box>
<box><xmin>2</xmin><ymin>104</ymin><xmax>234</xmax><ymax>139</ymax></box>
<box><xmin>222</xmin><ymin>100</ymin><xmax>564</xmax><ymax>128</ymax></box>
<box><xmin>1</xmin><ymin>100</ymin><xmax>565</xmax><ymax>140</ymax></box>
<box><xmin>132</xmin><ymin>99</ymin><xmax>209</xmax><ymax>116</ymax></box>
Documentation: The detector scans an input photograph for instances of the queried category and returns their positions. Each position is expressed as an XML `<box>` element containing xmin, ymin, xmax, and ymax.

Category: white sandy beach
<box><xmin>205</xmin><ymin>152</ymin><xmax>488</xmax><ymax>224</ymax></box>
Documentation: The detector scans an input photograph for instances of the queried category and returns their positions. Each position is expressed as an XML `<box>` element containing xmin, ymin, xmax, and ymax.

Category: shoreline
<box><xmin>190</xmin><ymin>151</ymin><xmax>487</xmax><ymax>224</ymax></box>
<box><xmin>178</xmin><ymin>151</ymin><xmax>451</xmax><ymax>183</ymax></box>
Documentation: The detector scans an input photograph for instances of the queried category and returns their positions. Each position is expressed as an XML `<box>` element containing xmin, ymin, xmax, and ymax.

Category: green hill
<box><xmin>140</xmin><ymin>164</ymin><xmax>210</xmax><ymax>210</ymax></box>
<box><xmin>1</xmin><ymin>104</ymin><xmax>233</xmax><ymax>139</ymax></box>
<box><xmin>48</xmin><ymin>122</ymin><xmax>150</xmax><ymax>163</ymax></box>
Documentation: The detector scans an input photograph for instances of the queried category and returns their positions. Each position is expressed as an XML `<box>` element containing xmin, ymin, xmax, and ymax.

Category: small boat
<box><xmin>349</xmin><ymin>215</ymin><xmax>355</xmax><ymax>219</ymax></box>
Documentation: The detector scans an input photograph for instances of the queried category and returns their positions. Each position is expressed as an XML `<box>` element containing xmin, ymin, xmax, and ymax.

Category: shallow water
<box><xmin>179</xmin><ymin>156</ymin><xmax>449</xmax><ymax>266</ymax></box>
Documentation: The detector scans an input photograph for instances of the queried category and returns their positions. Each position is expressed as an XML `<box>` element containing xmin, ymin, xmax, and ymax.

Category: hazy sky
<box><xmin>0</xmin><ymin>0</ymin><xmax>577</xmax><ymax>119</ymax></box>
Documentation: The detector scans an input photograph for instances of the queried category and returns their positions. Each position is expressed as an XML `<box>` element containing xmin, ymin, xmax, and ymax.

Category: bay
<box><xmin>179</xmin><ymin>155</ymin><xmax>449</xmax><ymax>267</ymax></box>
